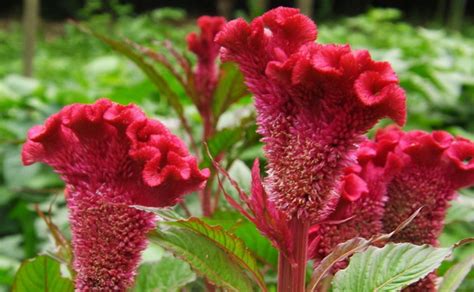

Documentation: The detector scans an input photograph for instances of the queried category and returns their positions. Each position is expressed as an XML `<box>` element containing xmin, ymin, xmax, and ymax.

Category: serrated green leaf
<box><xmin>12</xmin><ymin>255</ymin><xmax>73</xmax><ymax>292</ymax></box>
<box><xmin>332</xmin><ymin>243</ymin><xmax>451</xmax><ymax>292</ymax></box>
<box><xmin>162</xmin><ymin>217</ymin><xmax>266</xmax><ymax>290</ymax></box>
<box><xmin>212</xmin><ymin>62</ymin><xmax>248</xmax><ymax>119</ymax></box>
<box><xmin>439</xmin><ymin>255</ymin><xmax>474</xmax><ymax>292</ymax></box>
<box><xmin>204</xmin><ymin>213</ymin><xmax>278</xmax><ymax>267</ymax></box>
<box><xmin>134</xmin><ymin>256</ymin><xmax>196</xmax><ymax>292</ymax></box>
<box><xmin>308</xmin><ymin>207</ymin><xmax>423</xmax><ymax>292</ymax></box>
<box><xmin>149</xmin><ymin>227</ymin><xmax>254</xmax><ymax>291</ymax></box>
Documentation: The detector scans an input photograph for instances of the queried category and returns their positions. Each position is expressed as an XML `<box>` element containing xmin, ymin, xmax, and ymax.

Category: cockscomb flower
<box><xmin>375</xmin><ymin>127</ymin><xmax>474</xmax><ymax>292</ymax></box>
<box><xmin>379</xmin><ymin>126</ymin><xmax>474</xmax><ymax>245</ymax></box>
<box><xmin>187</xmin><ymin>16</ymin><xmax>226</xmax><ymax>101</ymax></box>
<box><xmin>22</xmin><ymin>99</ymin><xmax>209</xmax><ymax>291</ymax></box>
<box><xmin>308</xmin><ymin>139</ymin><xmax>401</xmax><ymax>267</ymax></box>
<box><xmin>216</xmin><ymin>7</ymin><xmax>406</xmax><ymax>222</ymax></box>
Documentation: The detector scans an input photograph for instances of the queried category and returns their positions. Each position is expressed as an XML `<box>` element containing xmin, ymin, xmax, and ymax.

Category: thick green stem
<box><xmin>278</xmin><ymin>217</ymin><xmax>310</xmax><ymax>292</ymax></box>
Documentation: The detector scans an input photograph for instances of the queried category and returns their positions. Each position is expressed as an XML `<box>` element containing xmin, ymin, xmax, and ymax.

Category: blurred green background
<box><xmin>1</xmin><ymin>0</ymin><xmax>473</xmax><ymax>291</ymax></box>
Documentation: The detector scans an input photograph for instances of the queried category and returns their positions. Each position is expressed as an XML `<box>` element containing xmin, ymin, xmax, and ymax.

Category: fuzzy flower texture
<box><xmin>309</xmin><ymin>126</ymin><xmax>474</xmax><ymax>290</ymax></box>
<box><xmin>22</xmin><ymin>99</ymin><xmax>209</xmax><ymax>291</ymax></box>
<box><xmin>216</xmin><ymin>7</ymin><xmax>406</xmax><ymax>222</ymax></box>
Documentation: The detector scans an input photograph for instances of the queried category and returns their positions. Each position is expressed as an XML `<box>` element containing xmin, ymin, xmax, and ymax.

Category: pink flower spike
<box><xmin>22</xmin><ymin>98</ymin><xmax>209</xmax><ymax>291</ymax></box>
<box><xmin>380</xmin><ymin>127</ymin><xmax>474</xmax><ymax>246</ymax></box>
<box><xmin>308</xmin><ymin>139</ymin><xmax>395</xmax><ymax>266</ymax></box>
<box><xmin>187</xmin><ymin>16</ymin><xmax>226</xmax><ymax>100</ymax></box>
<box><xmin>215</xmin><ymin>7</ymin><xmax>407</xmax><ymax>222</ymax></box>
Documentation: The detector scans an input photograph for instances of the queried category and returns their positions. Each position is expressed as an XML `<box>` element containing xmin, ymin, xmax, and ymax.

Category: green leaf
<box><xmin>75</xmin><ymin>23</ymin><xmax>191</xmax><ymax>132</ymax></box>
<box><xmin>134</xmin><ymin>256</ymin><xmax>196</xmax><ymax>292</ymax></box>
<box><xmin>205</xmin><ymin>212</ymin><xmax>278</xmax><ymax>267</ymax></box>
<box><xmin>149</xmin><ymin>228</ymin><xmax>254</xmax><ymax>291</ymax></box>
<box><xmin>149</xmin><ymin>216</ymin><xmax>266</xmax><ymax>291</ymax></box>
<box><xmin>201</xmin><ymin>127</ymin><xmax>243</xmax><ymax>168</ymax></box>
<box><xmin>212</xmin><ymin>62</ymin><xmax>248</xmax><ymax>119</ymax></box>
<box><xmin>332</xmin><ymin>243</ymin><xmax>451</xmax><ymax>292</ymax></box>
<box><xmin>439</xmin><ymin>255</ymin><xmax>474</xmax><ymax>292</ymax></box>
<box><xmin>308</xmin><ymin>207</ymin><xmax>423</xmax><ymax>291</ymax></box>
<box><xmin>12</xmin><ymin>255</ymin><xmax>73</xmax><ymax>292</ymax></box>
<box><xmin>164</xmin><ymin>217</ymin><xmax>265</xmax><ymax>290</ymax></box>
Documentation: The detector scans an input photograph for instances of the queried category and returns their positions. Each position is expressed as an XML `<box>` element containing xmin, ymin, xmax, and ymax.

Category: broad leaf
<box><xmin>308</xmin><ymin>237</ymin><xmax>372</xmax><ymax>291</ymax></box>
<box><xmin>134</xmin><ymin>256</ymin><xmax>196</xmax><ymax>291</ymax></box>
<box><xmin>149</xmin><ymin>228</ymin><xmax>254</xmax><ymax>291</ymax></box>
<box><xmin>308</xmin><ymin>207</ymin><xmax>422</xmax><ymax>291</ymax></box>
<box><xmin>163</xmin><ymin>217</ymin><xmax>266</xmax><ymax>290</ymax></box>
<box><xmin>12</xmin><ymin>255</ymin><xmax>73</xmax><ymax>292</ymax></box>
<box><xmin>204</xmin><ymin>212</ymin><xmax>278</xmax><ymax>267</ymax></box>
<box><xmin>439</xmin><ymin>255</ymin><xmax>474</xmax><ymax>292</ymax></box>
<box><xmin>332</xmin><ymin>243</ymin><xmax>451</xmax><ymax>292</ymax></box>
<box><xmin>212</xmin><ymin>62</ymin><xmax>248</xmax><ymax>119</ymax></box>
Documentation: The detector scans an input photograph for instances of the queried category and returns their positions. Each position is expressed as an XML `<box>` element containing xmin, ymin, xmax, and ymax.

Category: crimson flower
<box><xmin>187</xmin><ymin>16</ymin><xmax>226</xmax><ymax>101</ymax></box>
<box><xmin>308</xmin><ymin>138</ymin><xmax>402</xmax><ymax>266</ymax></box>
<box><xmin>216</xmin><ymin>7</ymin><xmax>406</xmax><ymax>222</ymax></box>
<box><xmin>378</xmin><ymin>126</ymin><xmax>474</xmax><ymax>245</ymax></box>
<box><xmin>378</xmin><ymin>127</ymin><xmax>474</xmax><ymax>292</ymax></box>
<box><xmin>22</xmin><ymin>99</ymin><xmax>209</xmax><ymax>291</ymax></box>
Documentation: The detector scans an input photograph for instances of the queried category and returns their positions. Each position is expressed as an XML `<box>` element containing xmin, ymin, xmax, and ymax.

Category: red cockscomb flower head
<box><xmin>22</xmin><ymin>99</ymin><xmax>209</xmax><ymax>291</ymax></box>
<box><xmin>308</xmin><ymin>139</ymin><xmax>402</xmax><ymax>267</ymax></box>
<box><xmin>379</xmin><ymin>126</ymin><xmax>474</xmax><ymax>246</ymax></box>
<box><xmin>215</xmin><ymin>7</ymin><xmax>406</xmax><ymax>222</ymax></box>
<box><xmin>187</xmin><ymin>16</ymin><xmax>226</xmax><ymax>100</ymax></box>
<box><xmin>374</xmin><ymin>126</ymin><xmax>474</xmax><ymax>291</ymax></box>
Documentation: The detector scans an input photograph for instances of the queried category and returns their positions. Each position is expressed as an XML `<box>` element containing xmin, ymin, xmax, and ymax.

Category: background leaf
<box><xmin>12</xmin><ymin>255</ymin><xmax>73</xmax><ymax>292</ymax></box>
<box><xmin>133</xmin><ymin>255</ymin><xmax>196</xmax><ymax>292</ymax></box>
<box><xmin>439</xmin><ymin>255</ymin><xmax>474</xmax><ymax>292</ymax></box>
<box><xmin>212</xmin><ymin>62</ymin><xmax>248</xmax><ymax>119</ymax></box>
<box><xmin>332</xmin><ymin>243</ymin><xmax>451</xmax><ymax>292</ymax></box>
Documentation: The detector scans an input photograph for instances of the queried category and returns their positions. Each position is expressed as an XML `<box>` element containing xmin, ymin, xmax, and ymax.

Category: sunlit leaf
<box><xmin>332</xmin><ymin>243</ymin><xmax>451</xmax><ymax>292</ymax></box>
<box><xmin>12</xmin><ymin>255</ymin><xmax>73</xmax><ymax>292</ymax></box>
<box><xmin>439</xmin><ymin>255</ymin><xmax>474</xmax><ymax>292</ymax></box>
<box><xmin>134</xmin><ymin>256</ymin><xmax>195</xmax><ymax>291</ymax></box>
<box><xmin>148</xmin><ymin>216</ymin><xmax>266</xmax><ymax>291</ymax></box>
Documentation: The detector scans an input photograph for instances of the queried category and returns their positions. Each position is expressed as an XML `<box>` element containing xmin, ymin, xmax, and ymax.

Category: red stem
<box><xmin>278</xmin><ymin>217</ymin><xmax>310</xmax><ymax>292</ymax></box>
<box><xmin>201</xmin><ymin>114</ymin><xmax>215</xmax><ymax>217</ymax></box>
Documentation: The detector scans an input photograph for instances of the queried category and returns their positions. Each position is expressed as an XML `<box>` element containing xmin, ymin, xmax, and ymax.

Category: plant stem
<box><xmin>278</xmin><ymin>252</ymin><xmax>292</xmax><ymax>291</ymax></box>
<box><xmin>201</xmin><ymin>115</ymin><xmax>216</xmax><ymax>217</ymax></box>
<box><xmin>278</xmin><ymin>217</ymin><xmax>310</xmax><ymax>292</ymax></box>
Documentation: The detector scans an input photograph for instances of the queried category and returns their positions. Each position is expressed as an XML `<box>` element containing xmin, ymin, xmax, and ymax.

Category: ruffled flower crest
<box><xmin>379</xmin><ymin>126</ymin><xmax>474</xmax><ymax>245</ymax></box>
<box><xmin>216</xmin><ymin>7</ymin><xmax>406</xmax><ymax>222</ymax></box>
<box><xmin>22</xmin><ymin>99</ymin><xmax>209</xmax><ymax>290</ymax></box>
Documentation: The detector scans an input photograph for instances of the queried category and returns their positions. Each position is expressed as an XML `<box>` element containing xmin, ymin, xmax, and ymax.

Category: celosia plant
<box><xmin>16</xmin><ymin>6</ymin><xmax>474</xmax><ymax>292</ymax></box>
<box><xmin>118</xmin><ymin>15</ymin><xmax>249</xmax><ymax>217</ymax></box>
<box><xmin>379</xmin><ymin>127</ymin><xmax>474</xmax><ymax>291</ymax></box>
<box><xmin>379</xmin><ymin>127</ymin><xmax>474</xmax><ymax>245</ymax></box>
<box><xmin>307</xmin><ymin>126</ymin><xmax>474</xmax><ymax>290</ymax></box>
<box><xmin>216</xmin><ymin>6</ymin><xmax>406</xmax><ymax>291</ymax></box>
<box><xmin>308</xmin><ymin>138</ymin><xmax>401</xmax><ymax>267</ymax></box>
<box><xmin>22</xmin><ymin>99</ymin><xmax>209</xmax><ymax>290</ymax></box>
<box><xmin>187</xmin><ymin>15</ymin><xmax>226</xmax><ymax>131</ymax></box>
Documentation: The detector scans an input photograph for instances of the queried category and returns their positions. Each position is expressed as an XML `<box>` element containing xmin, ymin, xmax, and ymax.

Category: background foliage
<box><xmin>0</xmin><ymin>5</ymin><xmax>473</xmax><ymax>291</ymax></box>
